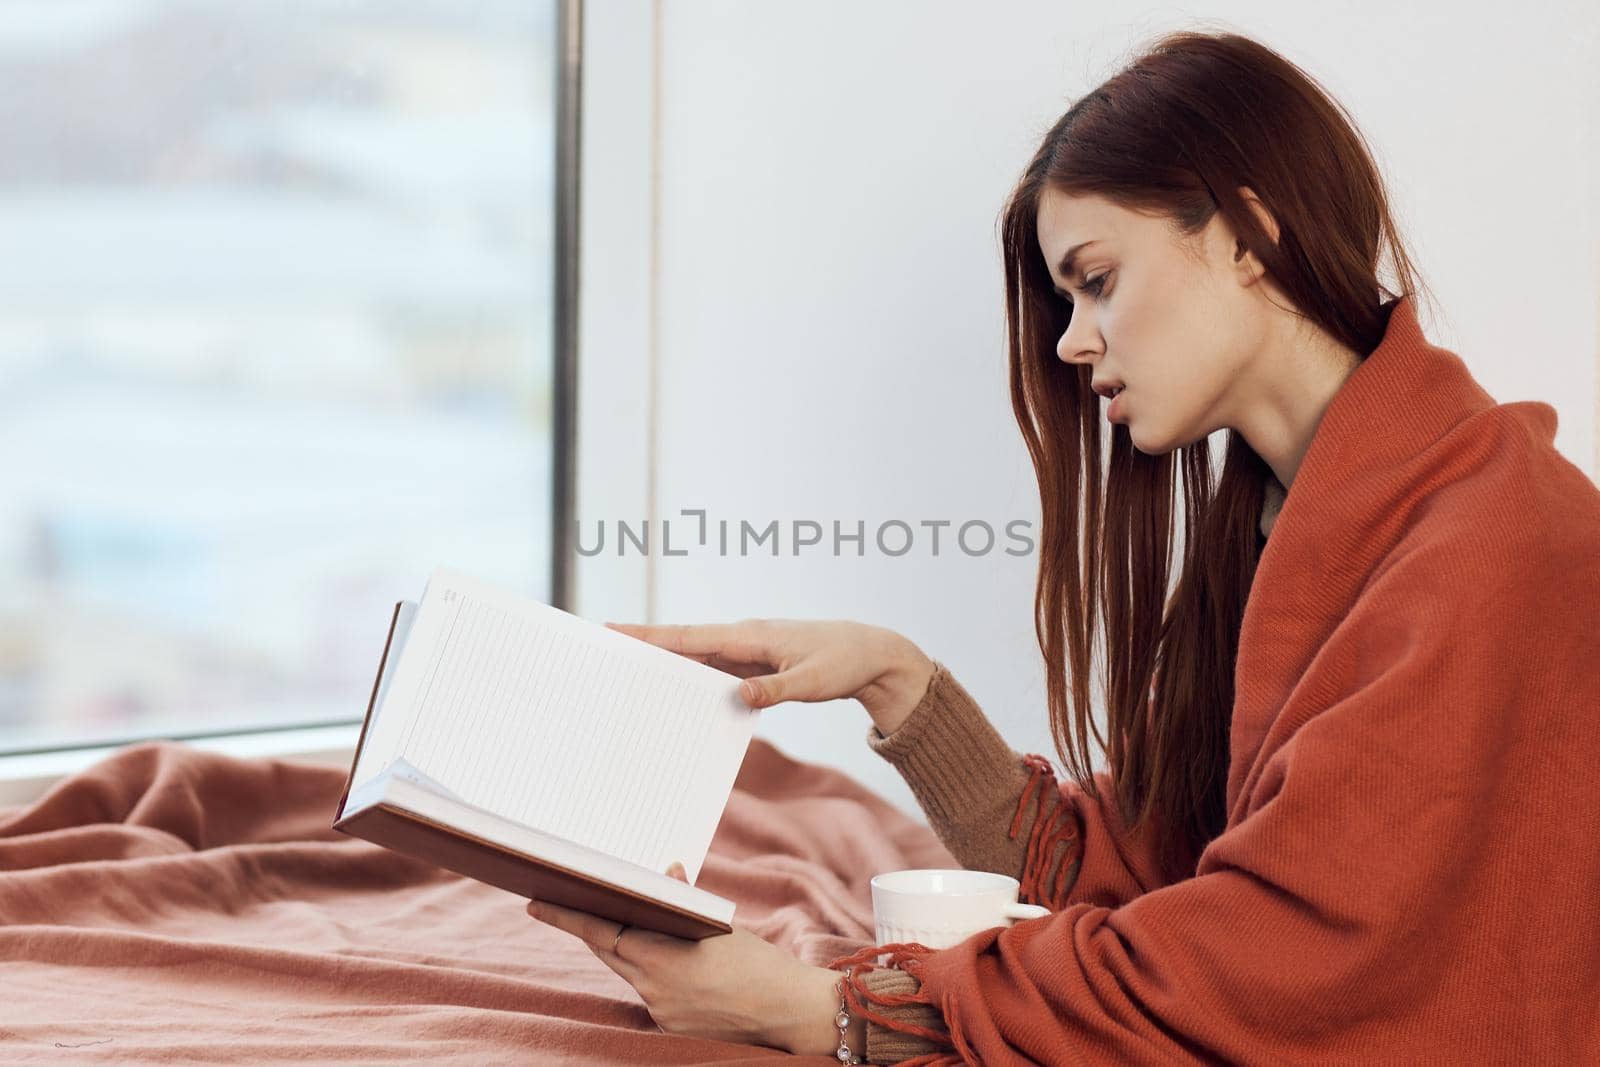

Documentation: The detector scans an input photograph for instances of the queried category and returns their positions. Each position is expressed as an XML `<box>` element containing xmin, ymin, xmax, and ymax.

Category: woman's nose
<box><xmin>1056</xmin><ymin>326</ymin><xmax>1101</xmax><ymax>366</ymax></box>
<box><xmin>1055</xmin><ymin>305</ymin><xmax>1102</xmax><ymax>364</ymax></box>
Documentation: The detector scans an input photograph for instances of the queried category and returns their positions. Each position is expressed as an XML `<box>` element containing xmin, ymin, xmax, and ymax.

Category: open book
<box><xmin>332</xmin><ymin>567</ymin><xmax>758</xmax><ymax>940</ymax></box>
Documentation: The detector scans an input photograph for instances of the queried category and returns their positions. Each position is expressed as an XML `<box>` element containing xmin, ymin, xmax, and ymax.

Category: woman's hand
<box><xmin>606</xmin><ymin>617</ymin><xmax>935</xmax><ymax>736</ymax></box>
<box><xmin>526</xmin><ymin>863</ymin><xmax>860</xmax><ymax>1057</ymax></box>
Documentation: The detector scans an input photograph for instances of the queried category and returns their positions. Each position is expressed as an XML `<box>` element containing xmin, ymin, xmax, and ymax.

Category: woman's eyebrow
<box><xmin>1057</xmin><ymin>240</ymin><xmax>1100</xmax><ymax>285</ymax></box>
<box><xmin>1049</xmin><ymin>240</ymin><xmax>1102</xmax><ymax>299</ymax></box>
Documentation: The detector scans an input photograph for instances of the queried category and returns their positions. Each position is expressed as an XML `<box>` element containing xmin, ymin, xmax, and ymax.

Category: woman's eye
<box><xmin>1054</xmin><ymin>271</ymin><xmax>1109</xmax><ymax>307</ymax></box>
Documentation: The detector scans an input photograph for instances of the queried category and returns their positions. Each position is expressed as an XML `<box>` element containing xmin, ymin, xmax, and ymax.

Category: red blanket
<box><xmin>0</xmin><ymin>739</ymin><xmax>949</xmax><ymax>1063</ymax></box>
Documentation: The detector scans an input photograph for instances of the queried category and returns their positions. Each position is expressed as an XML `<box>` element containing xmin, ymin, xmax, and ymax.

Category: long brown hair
<box><xmin>1001</xmin><ymin>29</ymin><xmax>1432</xmax><ymax>884</ymax></box>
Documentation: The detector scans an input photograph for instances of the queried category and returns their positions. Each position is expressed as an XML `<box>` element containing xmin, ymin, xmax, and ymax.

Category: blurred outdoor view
<box><xmin>0</xmin><ymin>0</ymin><xmax>557</xmax><ymax>752</ymax></box>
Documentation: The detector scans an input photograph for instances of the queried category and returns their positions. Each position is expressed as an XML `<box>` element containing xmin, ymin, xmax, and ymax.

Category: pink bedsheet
<box><xmin>0</xmin><ymin>738</ymin><xmax>953</xmax><ymax>1063</ymax></box>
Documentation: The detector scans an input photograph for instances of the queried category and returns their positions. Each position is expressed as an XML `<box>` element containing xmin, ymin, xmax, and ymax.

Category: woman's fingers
<box><xmin>702</xmin><ymin>654</ymin><xmax>769</xmax><ymax>680</ymax></box>
<box><xmin>606</xmin><ymin>621</ymin><xmax>726</xmax><ymax>654</ymax></box>
<box><xmin>660</xmin><ymin>651</ymin><xmax>765</xmax><ymax>680</ymax></box>
<box><xmin>527</xmin><ymin>898</ymin><xmax>647</xmax><ymax>982</ymax></box>
<box><xmin>606</xmin><ymin>621</ymin><xmax>776</xmax><ymax>666</ymax></box>
<box><xmin>741</xmin><ymin>661</ymin><xmax>826</xmax><ymax>708</ymax></box>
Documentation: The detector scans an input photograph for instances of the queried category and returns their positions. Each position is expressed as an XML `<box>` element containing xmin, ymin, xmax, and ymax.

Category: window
<box><xmin>0</xmin><ymin>1</ymin><xmax>559</xmax><ymax>753</ymax></box>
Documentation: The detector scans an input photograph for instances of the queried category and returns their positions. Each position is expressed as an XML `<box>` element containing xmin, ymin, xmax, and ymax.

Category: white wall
<box><xmin>579</xmin><ymin>0</ymin><xmax>1600</xmax><ymax>822</ymax></box>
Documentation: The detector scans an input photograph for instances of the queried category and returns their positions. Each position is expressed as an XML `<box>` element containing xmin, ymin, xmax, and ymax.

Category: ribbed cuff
<box><xmin>863</xmin><ymin>661</ymin><xmax>1033</xmax><ymax>876</ymax></box>
<box><xmin>859</xmin><ymin>967</ymin><xmax>948</xmax><ymax>1063</ymax></box>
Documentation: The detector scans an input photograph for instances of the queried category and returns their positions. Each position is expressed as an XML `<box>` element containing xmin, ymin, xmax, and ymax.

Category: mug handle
<box><xmin>1004</xmin><ymin>902</ymin><xmax>1051</xmax><ymax>922</ymax></box>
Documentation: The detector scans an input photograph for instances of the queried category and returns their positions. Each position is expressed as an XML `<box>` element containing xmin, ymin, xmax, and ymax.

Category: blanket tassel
<box><xmin>822</xmin><ymin>753</ymin><xmax>1081</xmax><ymax>1064</ymax></box>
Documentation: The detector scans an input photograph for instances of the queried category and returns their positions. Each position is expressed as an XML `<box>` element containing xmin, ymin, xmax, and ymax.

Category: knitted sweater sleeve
<box><xmin>860</xmin><ymin>477</ymin><xmax>1283</xmax><ymax>899</ymax></box>
<box><xmin>837</xmin><ymin>662</ymin><xmax>1168</xmax><ymax>1063</ymax></box>
<box><xmin>837</xmin><ymin>481</ymin><xmax>1285</xmax><ymax>1063</ymax></box>
<box><xmin>860</xmin><ymin>663</ymin><xmax>1080</xmax><ymax>895</ymax></box>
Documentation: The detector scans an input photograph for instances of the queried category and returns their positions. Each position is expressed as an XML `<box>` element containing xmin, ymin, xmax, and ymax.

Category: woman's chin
<box><xmin>1125</xmin><ymin>421</ymin><xmax>1183</xmax><ymax>457</ymax></box>
<box><xmin>1122</xmin><ymin>419</ymin><xmax>1151</xmax><ymax>452</ymax></box>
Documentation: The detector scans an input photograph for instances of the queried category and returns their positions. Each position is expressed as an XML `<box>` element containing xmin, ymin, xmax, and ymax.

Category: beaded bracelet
<box><xmin>834</xmin><ymin>967</ymin><xmax>863</xmax><ymax>1064</ymax></box>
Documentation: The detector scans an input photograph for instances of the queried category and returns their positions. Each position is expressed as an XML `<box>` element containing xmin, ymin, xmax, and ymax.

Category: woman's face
<box><xmin>1035</xmin><ymin>186</ymin><xmax>1272</xmax><ymax>454</ymax></box>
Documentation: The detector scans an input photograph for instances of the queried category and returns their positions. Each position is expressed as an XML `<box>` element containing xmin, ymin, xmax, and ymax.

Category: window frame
<box><xmin>0</xmin><ymin>0</ymin><xmax>588</xmax><ymax>798</ymax></box>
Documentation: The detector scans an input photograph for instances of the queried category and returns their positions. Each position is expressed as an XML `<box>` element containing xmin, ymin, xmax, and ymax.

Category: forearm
<box><xmin>853</xmin><ymin>628</ymin><xmax>937</xmax><ymax>734</ymax></box>
<box><xmin>778</xmin><ymin>965</ymin><xmax>946</xmax><ymax>1063</ymax></box>
<box><xmin>867</xmin><ymin>661</ymin><xmax>1074</xmax><ymax>882</ymax></box>
<box><xmin>771</xmin><ymin>966</ymin><xmax>866</xmax><ymax>1058</ymax></box>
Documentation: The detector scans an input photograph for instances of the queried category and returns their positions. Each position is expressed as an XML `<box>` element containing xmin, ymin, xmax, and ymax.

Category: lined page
<box><xmin>356</xmin><ymin>567</ymin><xmax>755</xmax><ymax>883</ymax></box>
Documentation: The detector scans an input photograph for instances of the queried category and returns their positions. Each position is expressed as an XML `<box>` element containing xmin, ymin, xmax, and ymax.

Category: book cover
<box><xmin>333</xmin><ymin>568</ymin><xmax>758</xmax><ymax>939</ymax></box>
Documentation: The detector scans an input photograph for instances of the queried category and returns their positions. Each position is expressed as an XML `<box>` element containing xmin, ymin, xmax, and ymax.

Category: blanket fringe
<box><xmin>1013</xmin><ymin>753</ymin><xmax>1083</xmax><ymax>911</ymax></box>
<box><xmin>827</xmin><ymin>941</ymin><xmax>969</xmax><ymax>1065</ymax></box>
<box><xmin>822</xmin><ymin>753</ymin><xmax>1080</xmax><ymax>1065</ymax></box>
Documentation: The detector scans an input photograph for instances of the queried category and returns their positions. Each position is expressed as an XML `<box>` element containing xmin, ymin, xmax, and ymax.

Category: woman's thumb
<box><xmin>744</xmin><ymin>673</ymin><xmax>800</xmax><ymax>708</ymax></box>
<box><xmin>740</xmin><ymin>676</ymin><xmax>773</xmax><ymax>707</ymax></box>
<box><xmin>741</xmin><ymin>665</ymin><xmax>814</xmax><ymax>708</ymax></box>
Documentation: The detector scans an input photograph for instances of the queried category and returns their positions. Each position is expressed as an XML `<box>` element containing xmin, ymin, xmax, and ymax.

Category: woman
<box><xmin>526</xmin><ymin>28</ymin><xmax>1600</xmax><ymax>1065</ymax></box>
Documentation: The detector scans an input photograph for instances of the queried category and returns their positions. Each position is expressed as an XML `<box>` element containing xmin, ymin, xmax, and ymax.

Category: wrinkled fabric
<box><xmin>853</xmin><ymin>294</ymin><xmax>1600</xmax><ymax>1064</ymax></box>
<box><xmin>0</xmin><ymin>736</ymin><xmax>949</xmax><ymax>1063</ymax></box>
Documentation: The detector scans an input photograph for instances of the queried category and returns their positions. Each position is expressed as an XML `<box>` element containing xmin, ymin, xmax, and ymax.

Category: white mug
<box><xmin>871</xmin><ymin>868</ymin><xmax>1051</xmax><ymax>949</ymax></box>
